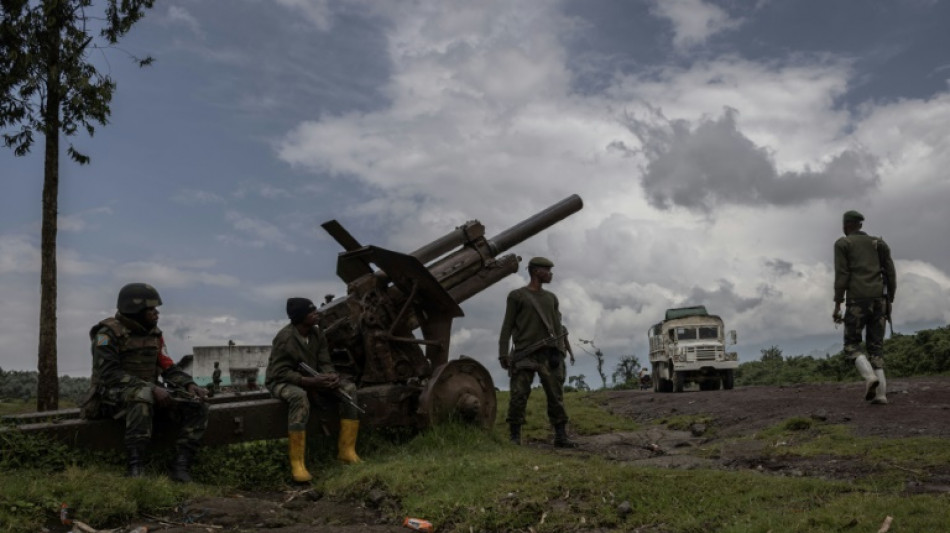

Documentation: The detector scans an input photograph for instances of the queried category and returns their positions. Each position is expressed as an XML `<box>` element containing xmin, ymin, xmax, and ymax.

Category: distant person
<box><xmin>209</xmin><ymin>361</ymin><xmax>222</xmax><ymax>397</ymax></box>
<box><xmin>498</xmin><ymin>257</ymin><xmax>576</xmax><ymax>448</ymax></box>
<box><xmin>82</xmin><ymin>283</ymin><xmax>209</xmax><ymax>482</ymax></box>
<box><xmin>833</xmin><ymin>210</ymin><xmax>896</xmax><ymax>404</ymax></box>
<box><xmin>265</xmin><ymin>297</ymin><xmax>361</xmax><ymax>483</ymax></box>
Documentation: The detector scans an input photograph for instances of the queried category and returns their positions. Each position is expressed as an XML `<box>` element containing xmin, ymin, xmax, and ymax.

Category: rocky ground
<box><xmin>74</xmin><ymin>376</ymin><xmax>950</xmax><ymax>533</ymax></box>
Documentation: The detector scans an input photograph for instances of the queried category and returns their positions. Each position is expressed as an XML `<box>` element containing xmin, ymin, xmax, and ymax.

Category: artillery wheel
<box><xmin>419</xmin><ymin>356</ymin><xmax>497</xmax><ymax>429</ymax></box>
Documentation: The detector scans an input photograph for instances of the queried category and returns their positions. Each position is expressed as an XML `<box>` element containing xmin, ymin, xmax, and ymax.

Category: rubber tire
<box><xmin>722</xmin><ymin>369</ymin><xmax>735</xmax><ymax>390</ymax></box>
<box><xmin>673</xmin><ymin>371</ymin><xmax>685</xmax><ymax>393</ymax></box>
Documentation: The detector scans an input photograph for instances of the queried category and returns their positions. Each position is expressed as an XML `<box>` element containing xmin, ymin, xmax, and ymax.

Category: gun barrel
<box><xmin>488</xmin><ymin>194</ymin><xmax>583</xmax><ymax>256</ymax></box>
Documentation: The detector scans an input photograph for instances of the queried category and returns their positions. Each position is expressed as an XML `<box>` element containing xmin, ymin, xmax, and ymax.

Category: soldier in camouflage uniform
<box><xmin>83</xmin><ymin>283</ymin><xmax>209</xmax><ymax>482</ymax></box>
<box><xmin>265</xmin><ymin>298</ymin><xmax>361</xmax><ymax>483</ymax></box>
<box><xmin>498</xmin><ymin>257</ymin><xmax>577</xmax><ymax>448</ymax></box>
<box><xmin>834</xmin><ymin>210</ymin><xmax>896</xmax><ymax>404</ymax></box>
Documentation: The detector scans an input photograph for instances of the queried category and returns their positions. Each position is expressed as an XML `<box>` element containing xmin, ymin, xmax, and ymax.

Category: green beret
<box><xmin>842</xmin><ymin>210</ymin><xmax>864</xmax><ymax>223</ymax></box>
<box><xmin>528</xmin><ymin>256</ymin><xmax>554</xmax><ymax>268</ymax></box>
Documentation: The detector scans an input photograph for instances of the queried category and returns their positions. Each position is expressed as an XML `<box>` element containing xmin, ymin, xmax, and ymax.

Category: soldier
<box><xmin>498</xmin><ymin>257</ymin><xmax>577</xmax><ymax>448</ymax></box>
<box><xmin>265</xmin><ymin>297</ymin><xmax>361</xmax><ymax>483</ymax></box>
<box><xmin>209</xmin><ymin>361</ymin><xmax>222</xmax><ymax>397</ymax></box>
<box><xmin>833</xmin><ymin>210</ymin><xmax>896</xmax><ymax>404</ymax></box>
<box><xmin>82</xmin><ymin>283</ymin><xmax>209</xmax><ymax>482</ymax></box>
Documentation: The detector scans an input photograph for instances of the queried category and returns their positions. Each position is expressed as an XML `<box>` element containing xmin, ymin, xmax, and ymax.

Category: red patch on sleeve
<box><xmin>158</xmin><ymin>336</ymin><xmax>174</xmax><ymax>370</ymax></box>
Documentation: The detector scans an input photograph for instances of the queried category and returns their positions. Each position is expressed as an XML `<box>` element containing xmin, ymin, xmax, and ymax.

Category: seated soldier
<box><xmin>265</xmin><ymin>297</ymin><xmax>361</xmax><ymax>483</ymax></box>
<box><xmin>82</xmin><ymin>283</ymin><xmax>209</xmax><ymax>482</ymax></box>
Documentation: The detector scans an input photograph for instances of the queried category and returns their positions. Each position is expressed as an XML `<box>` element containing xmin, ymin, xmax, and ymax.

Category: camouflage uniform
<box><xmin>498</xmin><ymin>286</ymin><xmax>568</xmax><ymax>426</ymax></box>
<box><xmin>265</xmin><ymin>323</ymin><xmax>359</xmax><ymax>431</ymax></box>
<box><xmin>87</xmin><ymin>313</ymin><xmax>208</xmax><ymax>451</ymax></box>
<box><xmin>834</xmin><ymin>230</ymin><xmax>896</xmax><ymax>368</ymax></box>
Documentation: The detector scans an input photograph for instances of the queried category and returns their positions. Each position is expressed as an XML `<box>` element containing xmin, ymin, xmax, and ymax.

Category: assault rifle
<box><xmin>298</xmin><ymin>362</ymin><xmax>366</xmax><ymax>414</ymax></box>
<box><xmin>508</xmin><ymin>332</ymin><xmax>569</xmax><ymax>368</ymax></box>
<box><xmin>876</xmin><ymin>237</ymin><xmax>895</xmax><ymax>336</ymax></box>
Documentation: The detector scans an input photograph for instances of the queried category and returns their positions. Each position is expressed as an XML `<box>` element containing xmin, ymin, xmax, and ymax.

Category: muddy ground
<box><xmin>86</xmin><ymin>376</ymin><xmax>950</xmax><ymax>533</ymax></box>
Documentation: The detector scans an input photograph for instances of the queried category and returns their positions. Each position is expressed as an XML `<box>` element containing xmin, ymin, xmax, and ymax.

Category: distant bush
<box><xmin>736</xmin><ymin>324</ymin><xmax>950</xmax><ymax>386</ymax></box>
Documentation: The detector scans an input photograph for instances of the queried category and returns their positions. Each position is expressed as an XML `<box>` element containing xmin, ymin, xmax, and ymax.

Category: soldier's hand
<box><xmin>885</xmin><ymin>300</ymin><xmax>892</xmax><ymax>319</ymax></box>
<box><xmin>569</xmin><ymin>354</ymin><xmax>575</xmax><ymax>366</ymax></box>
<box><xmin>152</xmin><ymin>385</ymin><xmax>173</xmax><ymax>407</ymax></box>
<box><xmin>499</xmin><ymin>355</ymin><xmax>510</xmax><ymax>370</ymax></box>
<box><xmin>301</xmin><ymin>373</ymin><xmax>340</xmax><ymax>390</ymax></box>
<box><xmin>187</xmin><ymin>383</ymin><xmax>209</xmax><ymax>401</ymax></box>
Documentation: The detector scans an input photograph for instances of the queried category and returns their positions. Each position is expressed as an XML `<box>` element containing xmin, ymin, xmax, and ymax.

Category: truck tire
<box><xmin>722</xmin><ymin>369</ymin><xmax>735</xmax><ymax>390</ymax></box>
<box><xmin>673</xmin><ymin>371</ymin><xmax>685</xmax><ymax>393</ymax></box>
<box><xmin>654</xmin><ymin>363</ymin><xmax>673</xmax><ymax>393</ymax></box>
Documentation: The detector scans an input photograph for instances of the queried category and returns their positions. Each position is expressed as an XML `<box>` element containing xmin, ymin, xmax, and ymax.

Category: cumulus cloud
<box><xmin>273</xmin><ymin>0</ymin><xmax>333</xmax><ymax>31</ymax></box>
<box><xmin>629</xmin><ymin>107</ymin><xmax>880</xmax><ymax>213</ymax></box>
<box><xmin>166</xmin><ymin>6</ymin><xmax>203</xmax><ymax>37</ymax></box>
<box><xmin>647</xmin><ymin>0</ymin><xmax>742</xmax><ymax>49</ymax></box>
<box><xmin>220</xmin><ymin>211</ymin><xmax>300</xmax><ymax>252</ymax></box>
<box><xmin>112</xmin><ymin>261</ymin><xmax>240</xmax><ymax>289</ymax></box>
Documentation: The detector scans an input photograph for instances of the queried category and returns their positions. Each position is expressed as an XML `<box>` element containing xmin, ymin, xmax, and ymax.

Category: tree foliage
<box><xmin>1</xmin><ymin>0</ymin><xmax>154</xmax><ymax>411</ymax></box>
<box><xmin>736</xmin><ymin>324</ymin><xmax>950</xmax><ymax>386</ymax></box>
<box><xmin>611</xmin><ymin>355</ymin><xmax>641</xmax><ymax>386</ymax></box>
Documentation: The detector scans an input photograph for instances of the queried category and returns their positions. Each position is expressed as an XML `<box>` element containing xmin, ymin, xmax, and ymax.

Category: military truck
<box><xmin>648</xmin><ymin>305</ymin><xmax>738</xmax><ymax>392</ymax></box>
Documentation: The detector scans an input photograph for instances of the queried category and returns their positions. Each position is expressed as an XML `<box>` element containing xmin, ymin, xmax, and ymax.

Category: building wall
<box><xmin>188</xmin><ymin>345</ymin><xmax>271</xmax><ymax>386</ymax></box>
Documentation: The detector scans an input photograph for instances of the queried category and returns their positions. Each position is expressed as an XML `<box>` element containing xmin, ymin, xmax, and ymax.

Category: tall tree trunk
<box><xmin>36</xmin><ymin>16</ymin><xmax>62</xmax><ymax>412</ymax></box>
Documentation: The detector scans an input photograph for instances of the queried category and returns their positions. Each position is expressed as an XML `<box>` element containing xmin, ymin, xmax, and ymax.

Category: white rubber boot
<box><xmin>854</xmin><ymin>355</ymin><xmax>879</xmax><ymax>402</ymax></box>
<box><xmin>871</xmin><ymin>368</ymin><xmax>888</xmax><ymax>405</ymax></box>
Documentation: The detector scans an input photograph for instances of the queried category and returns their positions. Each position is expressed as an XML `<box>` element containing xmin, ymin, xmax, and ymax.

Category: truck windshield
<box><xmin>675</xmin><ymin>326</ymin><xmax>719</xmax><ymax>340</ymax></box>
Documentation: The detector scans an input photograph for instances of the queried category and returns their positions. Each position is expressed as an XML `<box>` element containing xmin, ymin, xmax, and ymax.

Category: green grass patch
<box><xmin>315</xmin><ymin>422</ymin><xmax>949</xmax><ymax>532</ymax></box>
<box><xmin>494</xmin><ymin>389</ymin><xmax>639</xmax><ymax>443</ymax></box>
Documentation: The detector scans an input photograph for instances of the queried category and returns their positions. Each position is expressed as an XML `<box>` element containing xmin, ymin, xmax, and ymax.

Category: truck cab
<box><xmin>648</xmin><ymin>305</ymin><xmax>738</xmax><ymax>392</ymax></box>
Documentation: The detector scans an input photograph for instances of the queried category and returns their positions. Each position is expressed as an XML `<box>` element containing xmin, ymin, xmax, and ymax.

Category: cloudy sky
<box><xmin>3</xmin><ymin>0</ymin><xmax>949</xmax><ymax>390</ymax></box>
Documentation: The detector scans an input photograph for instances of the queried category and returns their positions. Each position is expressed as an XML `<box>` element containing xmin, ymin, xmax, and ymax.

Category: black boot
<box><xmin>553</xmin><ymin>424</ymin><xmax>578</xmax><ymax>448</ymax></box>
<box><xmin>509</xmin><ymin>424</ymin><xmax>521</xmax><ymax>445</ymax></box>
<box><xmin>126</xmin><ymin>445</ymin><xmax>147</xmax><ymax>478</ymax></box>
<box><xmin>169</xmin><ymin>446</ymin><xmax>196</xmax><ymax>483</ymax></box>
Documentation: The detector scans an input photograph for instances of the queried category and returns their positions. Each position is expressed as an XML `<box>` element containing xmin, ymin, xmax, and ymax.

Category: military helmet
<box><xmin>117</xmin><ymin>283</ymin><xmax>162</xmax><ymax>314</ymax></box>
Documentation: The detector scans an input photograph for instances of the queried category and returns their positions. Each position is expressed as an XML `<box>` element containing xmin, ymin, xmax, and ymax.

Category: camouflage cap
<box><xmin>842</xmin><ymin>210</ymin><xmax>865</xmax><ymax>223</ymax></box>
<box><xmin>528</xmin><ymin>256</ymin><xmax>554</xmax><ymax>268</ymax></box>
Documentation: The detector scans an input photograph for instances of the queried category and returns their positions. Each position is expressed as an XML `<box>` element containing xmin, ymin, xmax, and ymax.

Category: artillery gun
<box><xmin>317</xmin><ymin>194</ymin><xmax>584</xmax><ymax>429</ymax></box>
<box><xmin>2</xmin><ymin>194</ymin><xmax>583</xmax><ymax>450</ymax></box>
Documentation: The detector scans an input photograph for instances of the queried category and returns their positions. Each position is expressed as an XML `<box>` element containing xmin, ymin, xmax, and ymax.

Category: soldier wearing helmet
<box><xmin>833</xmin><ymin>210</ymin><xmax>896</xmax><ymax>405</ymax></box>
<box><xmin>81</xmin><ymin>283</ymin><xmax>209</xmax><ymax>482</ymax></box>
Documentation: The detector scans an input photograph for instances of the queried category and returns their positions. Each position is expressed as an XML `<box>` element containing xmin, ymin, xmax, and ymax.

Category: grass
<box><xmin>3</xmin><ymin>390</ymin><xmax>950</xmax><ymax>532</ymax></box>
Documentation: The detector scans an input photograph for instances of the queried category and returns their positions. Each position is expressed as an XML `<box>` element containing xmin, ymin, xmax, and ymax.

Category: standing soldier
<box><xmin>82</xmin><ymin>283</ymin><xmax>209</xmax><ymax>482</ymax></box>
<box><xmin>209</xmin><ymin>361</ymin><xmax>222</xmax><ymax>397</ymax></box>
<box><xmin>265</xmin><ymin>297</ymin><xmax>361</xmax><ymax>483</ymax></box>
<box><xmin>833</xmin><ymin>210</ymin><xmax>896</xmax><ymax>404</ymax></box>
<box><xmin>498</xmin><ymin>257</ymin><xmax>577</xmax><ymax>448</ymax></box>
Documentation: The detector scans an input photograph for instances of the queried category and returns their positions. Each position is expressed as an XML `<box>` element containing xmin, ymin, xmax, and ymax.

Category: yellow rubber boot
<box><xmin>337</xmin><ymin>419</ymin><xmax>362</xmax><ymax>464</ymax></box>
<box><xmin>288</xmin><ymin>431</ymin><xmax>313</xmax><ymax>482</ymax></box>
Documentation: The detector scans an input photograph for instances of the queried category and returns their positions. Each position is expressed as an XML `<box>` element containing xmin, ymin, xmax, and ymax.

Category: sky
<box><xmin>2</xmin><ymin>0</ymin><xmax>950</xmax><ymax>391</ymax></box>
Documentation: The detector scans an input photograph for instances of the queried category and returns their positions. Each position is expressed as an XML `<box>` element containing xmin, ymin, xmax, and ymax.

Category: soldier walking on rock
<box><xmin>266</xmin><ymin>297</ymin><xmax>362</xmax><ymax>483</ymax></box>
<box><xmin>833</xmin><ymin>210</ymin><xmax>896</xmax><ymax>404</ymax></box>
<box><xmin>82</xmin><ymin>283</ymin><xmax>209</xmax><ymax>482</ymax></box>
<box><xmin>498</xmin><ymin>257</ymin><xmax>577</xmax><ymax>448</ymax></box>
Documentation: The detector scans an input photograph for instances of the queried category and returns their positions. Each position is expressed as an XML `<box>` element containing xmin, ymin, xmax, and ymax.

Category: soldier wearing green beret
<box><xmin>833</xmin><ymin>210</ymin><xmax>896</xmax><ymax>405</ymax></box>
<box><xmin>498</xmin><ymin>256</ymin><xmax>577</xmax><ymax>448</ymax></box>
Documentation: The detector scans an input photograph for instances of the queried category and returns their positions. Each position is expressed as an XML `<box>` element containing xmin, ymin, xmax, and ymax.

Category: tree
<box><xmin>612</xmin><ymin>355</ymin><xmax>640</xmax><ymax>385</ymax></box>
<box><xmin>577</xmin><ymin>338</ymin><xmax>608</xmax><ymax>389</ymax></box>
<box><xmin>567</xmin><ymin>374</ymin><xmax>590</xmax><ymax>392</ymax></box>
<box><xmin>760</xmin><ymin>345</ymin><xmax>784</xmax><ymax>362</ymax></box>
<box><xmin>1</xmin><ymin>0</ymin><xmax>155</xmax><ymax>411</ymax></box>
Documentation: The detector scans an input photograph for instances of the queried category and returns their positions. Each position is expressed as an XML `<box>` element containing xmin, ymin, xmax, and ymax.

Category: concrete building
<box><xmin>181</xmin><ymin>344</ymin><xmax>271</xmax><ymax>389</ymax></box>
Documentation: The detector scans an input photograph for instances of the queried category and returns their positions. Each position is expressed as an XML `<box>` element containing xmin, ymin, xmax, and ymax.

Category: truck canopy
<box><xmin>664</xmin><ymin>305</ymin><xmax>708</xmax><ymax>321</ymax></box>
